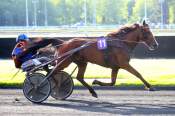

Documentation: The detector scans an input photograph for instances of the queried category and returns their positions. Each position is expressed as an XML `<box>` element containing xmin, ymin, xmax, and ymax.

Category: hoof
<box><xmin>92</xmin><ymin>92</ymin><xmax>98</xmax><ymax>98</ymax></box>
<box><xmin>149</xmin><ymin>87</ymin><xmax>156</xmax><ymax>91</ymax></box>
<box><xmin>145</xmin><ymin>87</ymin><xmax>156</xmax><ymax>91</ymax></box>
<box><xmin>92</xmin><ymin>80</ymin><xmax>98</xmax><ymax>85</ymax></box>
<box><xmin>90</xmin><ymin>90</ymin><xmax>98</xmax><ymax>98</ymax></box>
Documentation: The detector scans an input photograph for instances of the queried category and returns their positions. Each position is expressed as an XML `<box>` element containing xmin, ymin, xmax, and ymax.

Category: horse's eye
<box><xmin>142</xmin><ymin>30</ymin><xmax>150</xmax><ymax>40</ymax></box>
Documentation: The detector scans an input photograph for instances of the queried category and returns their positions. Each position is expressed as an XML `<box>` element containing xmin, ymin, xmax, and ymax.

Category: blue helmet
<box><xmin>16</xmin><ymin>34</ymin><xmax>29</xmax><ymax>43</ymax></box>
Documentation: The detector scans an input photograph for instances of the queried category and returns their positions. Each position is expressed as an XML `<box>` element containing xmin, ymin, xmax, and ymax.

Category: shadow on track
<box><xmin>40</xmin><ymin>99</ymin><xmax>175</xmax><ymax>115</ymax></box>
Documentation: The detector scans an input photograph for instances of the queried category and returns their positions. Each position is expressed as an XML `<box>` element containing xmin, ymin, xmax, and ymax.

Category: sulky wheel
<box><xmin>50</xmin><ymin>71</ymin><xmax>74</xmax><ymax>100</ymax></box>
<box><xmin>23</xmin><ymin>73</ymin><xmax>51</xmax><ymax>103</ymax></box>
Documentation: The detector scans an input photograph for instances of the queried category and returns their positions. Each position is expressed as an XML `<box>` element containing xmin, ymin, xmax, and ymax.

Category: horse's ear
<box><xmin>143</xmin><ymin>20</ymin><xmax>146</xmax><ymax>26</ymax></box>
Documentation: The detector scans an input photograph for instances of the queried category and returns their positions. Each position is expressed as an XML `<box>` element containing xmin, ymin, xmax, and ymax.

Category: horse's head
<box><xmin>139</xmin><ymin>20</ymin><xmax>158</xmax><ymax>50</ymax></box>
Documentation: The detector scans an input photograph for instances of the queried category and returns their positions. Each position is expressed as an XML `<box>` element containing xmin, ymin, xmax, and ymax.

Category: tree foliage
<box><xmin>0</xmin><ymin>0</ymin><xmax>174</xmax><ymax>26</ymax></box>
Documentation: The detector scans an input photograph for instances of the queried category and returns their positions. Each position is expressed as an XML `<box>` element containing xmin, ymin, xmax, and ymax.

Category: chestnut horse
<box><xmin>55</xmin><ymin>21</ymin><xmax>158</xmax><ymax>98</ymax></box>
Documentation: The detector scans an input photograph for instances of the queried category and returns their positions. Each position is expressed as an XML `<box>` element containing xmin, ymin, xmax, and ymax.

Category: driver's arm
<box><xmin>16</xmin><ymin>39</ymin><xmax>60</xmax><ymax>59</ymax></box>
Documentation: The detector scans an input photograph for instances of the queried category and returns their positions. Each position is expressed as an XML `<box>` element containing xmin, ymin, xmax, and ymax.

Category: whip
<box><xmin>10</xmin><ymin>69</ymin><xmax>21</xmax><ymax>80</ymax></box>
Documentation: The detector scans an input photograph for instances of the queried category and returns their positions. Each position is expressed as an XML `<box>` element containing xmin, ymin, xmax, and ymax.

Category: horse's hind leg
<box><xmin>92</xmin><ymin>68</ymin><xmax>119</xmax><ymax>86</ymax></box>
<box><xmin>121</xmin><ymin>63</ymin><xmax>155</xmax><ymax>91</ymax></box>
<box><xmin>76</xmin><ymin>63</ymin><xmax>98</xmax><ymax>98</ymax></box>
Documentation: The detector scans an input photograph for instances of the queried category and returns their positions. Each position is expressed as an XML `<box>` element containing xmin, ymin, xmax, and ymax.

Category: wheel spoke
<box><xmin>61</xmin><ymin>78</ymin><xmax>71</xmax><ymax>85</ymax></box>
<box><xmin>26</xmin><ymin>87</ymin><xmax>34</xmax><ymax>96</ymax></box>
<box><xmin>26</xmin><ymin>78</ymin><xmax>35</xmax><ymax>86</ymax></box>
<box><xmin>37</xmin><ymin>90</ymin><xmax>48</xmax><ymax>96</ymax></box>
<box><xmin>39</xmin><ymin>81</ymin><xmax>49</xmax><ymax>88</ymax></box>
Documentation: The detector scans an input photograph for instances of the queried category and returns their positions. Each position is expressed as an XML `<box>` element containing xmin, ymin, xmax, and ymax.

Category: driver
<box><xmin>11</xmin><ymin>34</ymin><xmax>63</xmax><ymax>68</ymax></box>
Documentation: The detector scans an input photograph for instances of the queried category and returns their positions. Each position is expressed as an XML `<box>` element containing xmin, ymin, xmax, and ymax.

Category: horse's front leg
<box><xmin>92</xmin><ymin>68</ymin><xmax>119</xmax><ymax>86</ymax></box>
<box><xmin>76</xmin><ymin>63</ymin><xmax>98</xmax><ymax>98</ymax></box>
<box><xmin>121</xmin><ymin>63</ymin><xmax>155</xmax><ymax>91</ymax></box>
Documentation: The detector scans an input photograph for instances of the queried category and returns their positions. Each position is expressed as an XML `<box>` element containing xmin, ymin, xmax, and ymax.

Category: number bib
<box><xmin>97</xmin><ymin>37</ymin><xmax>107</xmax><ymax>50</ymax></box>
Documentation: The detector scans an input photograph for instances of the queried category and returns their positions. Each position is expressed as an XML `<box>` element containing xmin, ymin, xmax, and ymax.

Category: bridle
<box><xmin>140</xmin><ymin>26</ymin><xmax>151</xmax><ymax>40</ymax></box>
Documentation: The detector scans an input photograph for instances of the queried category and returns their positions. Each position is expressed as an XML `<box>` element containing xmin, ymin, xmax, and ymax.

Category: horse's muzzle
<box><xmin>149</xmin><ymin>42</ymin><xmax>159</xmax><ymax>51</ymax></box>
<box><xmin>153</xmin><ymin>42</ymin><xmax>159</xmax><ymax>49</ymax></box>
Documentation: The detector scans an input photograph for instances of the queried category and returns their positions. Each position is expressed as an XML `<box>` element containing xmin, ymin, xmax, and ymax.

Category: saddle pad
<box><xmin>21</xmin><ymin>57</ymin><xmax>50</xmax><ymax>72</ymax></box>
<box><xmin>97</xmin><ymin>37</ymin><xmax>107</xmax><ymax>50</ymax></box>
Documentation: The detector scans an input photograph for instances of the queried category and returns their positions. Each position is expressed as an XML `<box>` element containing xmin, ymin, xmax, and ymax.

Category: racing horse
<box><xmin>55</xmin><ymin>21</ymin><xmax>158</xmax><ymax>98</ymax></box>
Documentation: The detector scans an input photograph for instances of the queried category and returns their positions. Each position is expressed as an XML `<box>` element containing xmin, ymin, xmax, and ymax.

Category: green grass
<box><xmin>0</xmin><ymin>59</ymin><xmax>175</xmax><ymax>87</ymax></box>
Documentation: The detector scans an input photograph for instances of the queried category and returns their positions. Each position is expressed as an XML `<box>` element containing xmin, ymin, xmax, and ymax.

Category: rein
<box><xmin>41</xmin><ymin>25</ymin><xmax>152</xmax><ymax>56</ymax></box>
<box><xmin>40</xmin><ymin>37</ymin><xmax>149</xmax><ymax>57</ymax></box>
<box><xmin>47</xmin><ymin>37</ymin><xmax>145</xmax><ymax>48</ymax></box>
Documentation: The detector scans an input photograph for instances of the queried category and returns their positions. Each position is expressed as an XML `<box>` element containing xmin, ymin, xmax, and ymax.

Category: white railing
<box><xmin>0</xmin><ymin>25</ymin><xmax>175</xmax><ymax>38</ymax></box>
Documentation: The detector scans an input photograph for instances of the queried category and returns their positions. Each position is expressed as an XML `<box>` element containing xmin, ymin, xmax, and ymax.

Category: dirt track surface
<box><xmin>0</xmin><ymin>88</ymin><xmax>175</xmax><ymax>116</ymax></box>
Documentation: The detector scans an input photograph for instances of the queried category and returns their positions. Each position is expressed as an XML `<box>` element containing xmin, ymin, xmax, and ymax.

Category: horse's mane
<box><xmin>107</xmin><ymin>23</ymin><xmax>140</xmax><ymax>39</ymax></box>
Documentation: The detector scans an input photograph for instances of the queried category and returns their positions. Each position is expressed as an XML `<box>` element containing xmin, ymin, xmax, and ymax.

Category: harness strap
<box><xmin>101</xmin><ymin>48</ymin><xmax>111</xmax><ymax>67</ymax></box>
<box><xmin>100</xmin><ymin>46</ymin><xmax>119</xmax><ymax>68</ymax></box>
